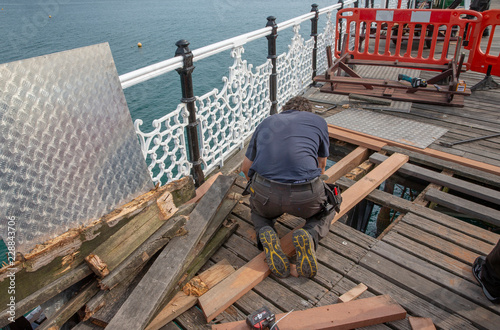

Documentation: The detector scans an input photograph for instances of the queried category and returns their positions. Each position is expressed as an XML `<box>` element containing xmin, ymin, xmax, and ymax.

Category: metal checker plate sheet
<box><xmin>0</xmin><ymin>43</ymin><xmax>153</xmax><ymax>253</ymax></box>
<box><xmin>326</xmin><ymin>108</ymin><xmax>448</xmax><ymax>149</ymax></box>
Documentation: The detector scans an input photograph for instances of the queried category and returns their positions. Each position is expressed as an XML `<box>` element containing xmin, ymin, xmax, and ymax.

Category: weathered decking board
<box><xmin>172</xmin><ymin>175</ymin><xmax>500</xmax><ymax>330</ymax></box>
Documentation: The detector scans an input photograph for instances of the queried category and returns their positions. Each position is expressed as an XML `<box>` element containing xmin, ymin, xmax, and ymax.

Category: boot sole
<box><xmin>259</xmin><ymin>227</ymin><xmax>290</xmax><ymax>278</ymax></box>
<box><xmin>293</xmin><ymin>229</ymin><xmax>318</xmax><ymax>278</ymax></box>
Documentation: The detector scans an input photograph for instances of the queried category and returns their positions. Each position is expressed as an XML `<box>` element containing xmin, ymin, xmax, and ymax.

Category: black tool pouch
<box><xmin>323</xmin><ymin>182</ymin><xmax>342</xmax><ymax>213</ymax></box>
<box><xmin>242</xmin><ymin>176</ymin><xmax>253</xmax><ymax>196</ymax></box>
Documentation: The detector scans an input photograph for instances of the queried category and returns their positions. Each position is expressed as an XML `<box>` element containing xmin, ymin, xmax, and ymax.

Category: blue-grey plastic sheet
<box><xmin>0</xmin><ymin>43</ymin><xmax>153</xmax><ymax>254</ymax></box>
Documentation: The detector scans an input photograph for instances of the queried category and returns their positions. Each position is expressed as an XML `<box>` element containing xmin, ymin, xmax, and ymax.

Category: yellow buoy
<box><xmin>49</xmin><ymin>15</ymin><xmax>51</xmax><ymax>18</ymax></box>
<box><xmin>137</xmin><ymin>42</ymin><xmax>142</xmax><ymax>48</ymax></box>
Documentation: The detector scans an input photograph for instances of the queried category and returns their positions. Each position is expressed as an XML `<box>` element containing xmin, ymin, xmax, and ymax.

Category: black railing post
<box><xmin>311</xmin><ymin>4</ymin><xmax>319</xmax><ymax>84</ymax></box>
<box><xmin>175</xmin><ymin>39</ymin><xmax>205</xmax><ymax>187</ymax></box>
<box><xmin>266</xmin><ymin>16</ymin><xmax>278</xmax><ymax>115</ymax></box>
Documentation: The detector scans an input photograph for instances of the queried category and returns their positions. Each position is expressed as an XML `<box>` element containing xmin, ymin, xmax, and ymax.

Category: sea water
<box><xmin>0</xmin><ymin>0</ymin><xmax>340</xmax><ymax>263</ymax></box>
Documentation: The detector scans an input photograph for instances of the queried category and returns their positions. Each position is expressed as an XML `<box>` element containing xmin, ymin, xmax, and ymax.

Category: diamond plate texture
<box><xmin>326</xmin><ymin>108</ymin><xmax>448</xmax><ymax>149</ymax></box>
<box><xmin>0</xmin><ymin>43</ymin><xmax>153</xmax><ymax>253</ymax></box>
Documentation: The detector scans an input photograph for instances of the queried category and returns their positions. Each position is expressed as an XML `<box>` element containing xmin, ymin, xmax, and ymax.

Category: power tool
<box><xmin>398</xmin><ymin>74</ymin><xmax>427</xmax><ymax>88</ymax></box>
<box><xmin>246</xmin><ymin>306</ymin><xmax>279</xmax><ymax>330</ymax></box>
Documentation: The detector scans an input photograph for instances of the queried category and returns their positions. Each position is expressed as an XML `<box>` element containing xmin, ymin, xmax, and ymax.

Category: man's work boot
<box><xmin>259</xmin><ymin>226</ymin><xmax>290</xmax><ymax>278</ymax></box>
<box><xmin>292</xmin><ymin>229</ymin><xmax>318</xmax><ymax>278</ymax></box>
<box><xmin>473</xmin><ymin>256</ymin><xmax>500</xmax><ymax>304</ymax></box>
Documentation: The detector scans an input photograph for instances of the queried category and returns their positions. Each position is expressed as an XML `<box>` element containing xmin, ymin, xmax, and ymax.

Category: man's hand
<box><xmin>241</xmin><ymin>156</ymin><xmax>253</xmax><ymax>180</ymax></box>
<box><xmin>318</xmin><ymin>157</ymin><xmax>327</xmax><ymax>175</ymax></box>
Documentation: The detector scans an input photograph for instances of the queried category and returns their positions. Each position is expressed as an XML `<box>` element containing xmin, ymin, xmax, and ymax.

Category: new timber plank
<box><xmin>360</xmin><ymin>252</ymin><xmax>499</xmax><ymax>329</ymax></box>
<box><xmin>328</xmin><ymin>124</ymin><xmax>500</xmax><ymax>176</ymax></box>
<box><xmin>336</xmin><ymin>177</ymin><xmax>500</xmax><ymax>245</ymax></box>
<box><xmin>425</xmin><ymin>188</ymin><xmax>500</xmax><ymax>228</ymax></box>
<box><xmin>370</xmin><ymin>152</ymin><xmax>500</xmax><ymax>205</ymax></box>
<box><xmin>325</xmin><ymin>277</ymin><xmax>410</xmax><ymax>330</ymax></box>
<box><xmin>381</xmin><ymin>145</ymin><xmax>500</xmax><ymax>188</ymax></box>
<box><xmin>212</xmin><ymin>295</ymin><xmax>406</xmax><ymax>330</ymax></box>
<box><xmin>199</xmin><ymin>153</ymin><xmax>409</xmax><ymax>322</ymax></box>
<box><xmin>347</xmin><ymin>265</ymin><xmax>476</xmax><ymax>329</ymax></box>
<box><xmin>371</xmin><ymin>241</ymin><xmax>500</xmax><ymax>313</ymax></box>
<box><xmin>324</xmin><ymin>146</ymin><xmax>370</xmax><ymax>184</ymax></box>
<box><xmin>106</xmin><ymin>175</ymin><xmax>236</xmax><ymax>330</ymax></box>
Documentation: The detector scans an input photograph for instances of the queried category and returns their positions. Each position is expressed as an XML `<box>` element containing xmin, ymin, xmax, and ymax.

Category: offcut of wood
<box><xmin>409</xmin><ymin>316</ymin><xmax>436</xmax><ymax>330</ymax></box>
<box><xmin>338</xmin><ymin>283</ymin><xmax>368</xmax><ymax>303</ymax></box>
<box><xmin>212</xmin><ymin>295</ymin><xmax>406</xmax><ymax>330</ymax></box>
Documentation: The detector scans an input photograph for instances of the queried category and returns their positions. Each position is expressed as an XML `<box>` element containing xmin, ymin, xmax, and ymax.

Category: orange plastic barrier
<box><xmin>335</xmin><ymin>8</ymin><xmax>482</xmax><ymax>68</ymax></box>
<box><xmin>467</xmin><ymin>10</ymin><xmax>500</xmax><ymax>76</ymax></box>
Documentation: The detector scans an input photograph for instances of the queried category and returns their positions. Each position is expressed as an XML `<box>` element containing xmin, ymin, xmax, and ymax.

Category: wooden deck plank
<box><xmin>394</xmin><ymin>222</ymin><xmax>479</xmax><ymax>265</ymax></box>
<box><xmin>337</xmin><ymin>177</ymin><xmax>500</xmax><ymax>245</ymax></box>
<box><xmin>370</xmin><ymin>241</ymin><xmax>500</xmax><ymax>313</ymax></box>
<box><xmin>320</xmin><ymin>233</ymin><xmax>369</xmax><ymax>264</ymax></box>
<box><xmin>324</xmin><ymin>146</ymin><xmax>370</xmax><ymax>183</ymax></box>
<box><xmin>370</xmin><ymin>152</ymin><xmax>500</xmax><ymax>205</ymax></box>
<box><xmin>330</xmin><ymin>221</ymin><xmax>378</xmax><ymax>250</ymax></box>
<box><xmin>425</xmin><ymin>188</ymin><xmax>500</xmax><ymax>228</ymax></box>
<box><xmin>360</xmin><ymin>252</ymin><xmax>499</xmax><ymax>329</ymax></box>
<box><xmin>329</xmin><ymin>124</ymin><xmax>500</xmax><ymax>176</ymax></box>
<box><xmin>401</xmin><ymin>213</ymin><xmax>495</xmax><ymax>255</ymax></box>
<box><xmin>382</xmin><ymin>231</ymin><xmax>474</xmax><ymax>282</ymax></box>
<box><xmin>347</xmin><ymin>265</ymin><xmax>476</xmax><ymax>329</ymax></box>
<box><xmin>381</xmin><ymin>145</ymin><xmax>500</xmax><ymax>188</ymax></box>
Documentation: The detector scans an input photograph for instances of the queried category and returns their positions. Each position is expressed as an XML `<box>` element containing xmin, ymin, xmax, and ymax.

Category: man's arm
<box><xmin>241</xmin><ymin>156</ymin><xmax>253</xmax><ymax>180</ymax></box>
<box><xmin>318</xmin><ymin>157</ymin><xmax>327</xmax><ymax>174</ymax></box>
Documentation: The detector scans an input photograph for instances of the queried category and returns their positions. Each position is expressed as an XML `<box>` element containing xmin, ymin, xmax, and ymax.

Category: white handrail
<box><xmin>119</xmin><ymin>0</ymin><xmax>357</xmax><ymax>90</ymax></box>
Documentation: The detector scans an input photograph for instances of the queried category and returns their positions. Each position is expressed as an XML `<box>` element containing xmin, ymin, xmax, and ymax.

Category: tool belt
<box><xmin>322</xmin><ymin>181</ymin><xmax>342</xmax><ymax>214</ymax></box>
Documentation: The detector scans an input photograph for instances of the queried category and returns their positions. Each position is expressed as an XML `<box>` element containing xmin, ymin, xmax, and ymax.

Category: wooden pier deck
<box><xmin>166</xmin><ymin>170</ymin><xmax>500</xmax><ymax>329</ymax></box>
<box><xmin>164</xmin><ymin>8</ymin><xmax>500</xmax><ymax>329</ymax></box>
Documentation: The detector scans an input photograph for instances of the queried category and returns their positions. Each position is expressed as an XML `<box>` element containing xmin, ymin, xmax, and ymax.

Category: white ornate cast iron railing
<box><xmin>120</xmin><ymin>0</ymin><xmax>363</xmax><ymax>186</ymax></box>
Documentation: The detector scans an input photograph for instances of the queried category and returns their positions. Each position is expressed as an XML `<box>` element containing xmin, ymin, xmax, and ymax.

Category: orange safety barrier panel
<box><xmin>335</xmin><ymin>8</ymin><xmax>482</xmax><ymax>68</ymax></box>
<box><xmin>467</xmin><ymin>10</ymin><xmax>500</xmax><ymax>76</ymax></box>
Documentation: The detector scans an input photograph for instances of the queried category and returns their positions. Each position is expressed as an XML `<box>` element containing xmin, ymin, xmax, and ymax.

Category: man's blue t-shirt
<box><xmin>245</xmin><ymin>110</ymin><xmax>330</xmax><ymax>183</ymax></box>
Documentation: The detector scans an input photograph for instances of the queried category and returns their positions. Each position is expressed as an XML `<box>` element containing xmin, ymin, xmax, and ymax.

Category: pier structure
<box><xmin>2</xmin><ymin>0</ymin><xmax>500</xmax><ymax>328</ymax></box>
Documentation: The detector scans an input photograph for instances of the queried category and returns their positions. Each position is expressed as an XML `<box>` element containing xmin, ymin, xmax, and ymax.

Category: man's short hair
<box><xmin>282</xmin><ymin>96</ymin><xmax>313</xmax><ymax>112</ymax></box>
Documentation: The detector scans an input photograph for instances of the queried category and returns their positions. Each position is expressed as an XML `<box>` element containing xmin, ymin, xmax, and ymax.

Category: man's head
<box><xmin>282</xmin><ymin>96</ymin><xmax>312</xmax><ymax>112</ymax></box>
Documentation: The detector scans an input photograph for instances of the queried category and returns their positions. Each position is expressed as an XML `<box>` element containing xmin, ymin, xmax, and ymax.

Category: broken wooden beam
<box><xmin>106</xmin><ymin>175</ymin><xmax>236</xmax><ymax>330</ymax></box>
<box><xmin>211</xmin><ymin>295</ymin><xmax>406</xmax><ymax>330</ymax></box>
<box><xmin>38</xmin><ymin>280</ymin><xmax>100</xmax><ymax>330</ymax></box>
<box><xmin>145</xmin><ymin>259</ymin><xmax>235</xmax><ymax>330</ymax></box>
<box><xmin>82</xmin><ymin>214</ymin><xmax>188</xmax><ymax>321</ymax></box>
<box><xmin>198</xmin><ymin>154</ymin><xmax>409</xmax><ymax>322</ymax></box>
<box><xmin>98</xmin><ymin>214</ymin><xmax>187</xmax><ymax>291</ymax></box>
<box><xmin>0</xmin><ymin>176</ymin><xmax>195</xmax><ymax>319</ymax></box>
<box><xmin>87</xmin><ymin>217</ymin><xmax>238</xmax><ymax>328</ymax></box>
